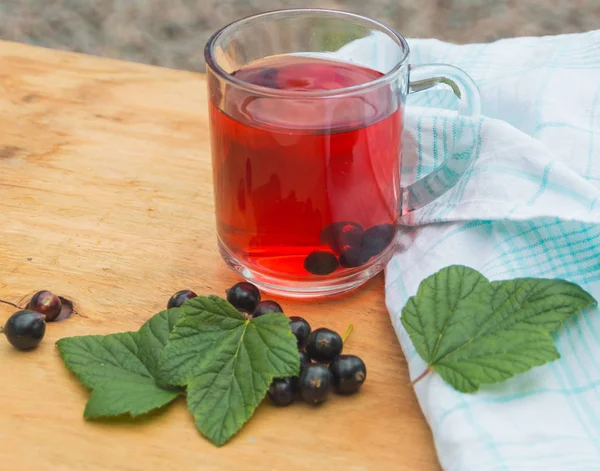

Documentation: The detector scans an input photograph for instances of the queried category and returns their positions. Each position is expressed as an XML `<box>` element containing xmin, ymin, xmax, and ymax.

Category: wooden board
<box><xmin>0</xmin><ymin>40</ymin><xmax>439</xmax><ymax>471</ymax></box>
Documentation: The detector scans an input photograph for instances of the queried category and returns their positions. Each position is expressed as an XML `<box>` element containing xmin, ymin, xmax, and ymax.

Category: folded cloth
<box><xmin>379</xmin><ymin>31</ymin><xmax>600</xmax><ymax>470</ymax></box>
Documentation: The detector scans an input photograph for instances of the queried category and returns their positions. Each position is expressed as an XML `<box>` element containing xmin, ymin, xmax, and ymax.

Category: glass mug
<box><xmin>205</xmin><ymin>9</ymin><xmax>480</xmax><ymax>297</ymax></box>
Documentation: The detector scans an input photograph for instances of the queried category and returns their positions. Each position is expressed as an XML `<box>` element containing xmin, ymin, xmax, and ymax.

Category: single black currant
<box><xmin>305</xmin><ymin>327</ymin><xmax>343</xmax><ymax>363</ymax></box>
<box><xmin>28</xmin><ymin>290</ymin><xmax>62</xmax><ymax>322</ymax></box>
<box><xmin>320</xmin><ymin>222</ymin><xmax>364</xmax><ymax>254</ymax></box>
<box><xmin>299</xmin><ymin>349</ymin><xmax>311</xmax><ymax>371</ymax></box>
<box><xmin>167</xmin><ymin>289</ymin><xmax>197</xmax><ymax>309</ymax></box>
<box><xmin>361</xmin><ymin>223</ymin><xmax>396</xmax><ymax>260</ymax></box>
<box><xmin>267</xmin><ymin>377</ymin><xmax>296</xmax><ymax>407</ymax></box>
<box><xmin>226</xmin><ymin>281</ymin><xmax>261</xmax><ymax>313</ymax></box>
<box><xmin>289</xmin><ymin>316</ymin><xmax>311</xmax><ymax>347</ymax></box>
<box><xmin>339</xmin><ymin>246</ymin><xmax>366</xmax><ymax>268</ymax></box>
<box><xmin>329</xmin><ymin>354</ymin><xmax>367</xmax><ymax>395</ymax></box>
<box><xmin>299</xmin><ymin>364</ymin><xmax>334</xmax><ymax>405</ymax></box>
<box><xmin>290</xmin><ymin>351</ymin><xmax>313</xmax><ymax>392</ymax></box>
<box><xmin>303</xmin><ymin>251</ymin><xmax>338</xmax><ymax>275</ymax></box>
<box><xmin>253</xmin><ymin>300</ymin><xmax>283</xmax><ymax>318</ymax></box>
<box><xmin>256</xmin><ymin>67</ymin><xmax>279</xmax><ymax>89</ymax></box>
<box><xmin>2</xmin><ymin>310</ymin><xmax>46</xmax><ymax>351</ymax></box>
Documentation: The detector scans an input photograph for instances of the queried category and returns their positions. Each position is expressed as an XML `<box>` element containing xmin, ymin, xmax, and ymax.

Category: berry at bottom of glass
<box><xmin>210</xmin><ymin>55</ymin><xmax>401</xmax><ymax>280</ymax></box>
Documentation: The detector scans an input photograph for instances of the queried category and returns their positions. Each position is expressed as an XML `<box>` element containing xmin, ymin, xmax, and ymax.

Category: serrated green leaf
<box><xmin>137</xmin><ymin>308</ymin><xmax>184</xmax><ymax>377</ymax></box>
<box><xmin>57</xmin><ymin>309</ymin><xmax>184</xmax><ymax>418</ymax></box>
<box><xmin>84</xmin><ymin>382</ymin><xmax>178</xmax><ymax>418</ymax></box>
<box><xmin>401</xmin><ymin>265</ymin><xmax>597</xmax><ymax>393</ymax></box>
<box><xmin>57</xmin><ymin>332</ymin><xmax>180</xmax><ymax>418</ymax></box>
<box><xmin>158</xmin><ymin>295</ymin><xmax>300</xmax><ymax>446</ymax></box>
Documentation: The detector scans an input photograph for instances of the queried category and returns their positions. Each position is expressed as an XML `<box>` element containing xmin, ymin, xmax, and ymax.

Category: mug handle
<box><xmin>401</xmin><ymin>64</ymin><xmax>482</xmax><ymax>214</ymax></box>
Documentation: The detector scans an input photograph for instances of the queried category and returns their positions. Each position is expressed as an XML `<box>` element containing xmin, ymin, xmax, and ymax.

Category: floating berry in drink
<box><xmin>361</xmin><ymin>224</ymin><xmax>396</xmax><ymax>260</ymax></box>
<box><xmin>303</xmin><ymin>251</ymin><xmax>338</xmax><ymax>275</ymax></box>
<box><xmin>257</xmin><ymin>67</ymin><xmax>279</xmax><ymax>89</ymax></box>
<box><xmin>320</xmin><ymin>222</ymin><xmax>364</xmax><ymax>255</ymax></box>
<box><xmin>339</xmin><ymin>246</ymin><xmax>366</xmax><ymax>268</ymax></box>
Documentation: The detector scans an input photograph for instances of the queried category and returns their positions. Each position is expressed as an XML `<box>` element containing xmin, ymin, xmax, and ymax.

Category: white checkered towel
<box><xmin>382</xmin><ymin>31</ymin><xmax>600</xmax><ymax>471</ymax></box>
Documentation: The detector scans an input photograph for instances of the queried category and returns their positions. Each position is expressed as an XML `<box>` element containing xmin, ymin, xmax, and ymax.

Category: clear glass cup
<box><xmin>205</xmin><ymin>9</ymin><xmax>480</xmax><ymax>298</ymax></box>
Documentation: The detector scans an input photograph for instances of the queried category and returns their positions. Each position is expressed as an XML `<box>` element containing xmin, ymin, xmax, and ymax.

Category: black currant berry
<box><xmin>167</xmin><ymin>289</ymin><xmax>197</xmax><ymax>309</ymax></box>
<box><xmin>305</xmin><ymin>327</ymin><xmax>343</xmax><ymax>363</ymax></box>
<box><xmin>28</xmin><ymin>290</ymin><xmax>62</xmax><ymax>322</ymax></box>
<box><xmin>2</xmin><ymin>310</ymin><xmax>46</xmax><ymax>351</ymax></box>
<box><xmin>339</xmin><ymin>246</ymin><xmax>367</xmax><ymax>268</ymax></box>
<box><xmin>361</xmin><ymin>223</ymin><xmax>396</xmax><ymax>260</ymax></box>
<box><xmin>290</xmin><ymin>351</ymin><xmax>313</xmax><ymax>392</ymax></box>
<box><xmin>304</xmin><ymin>251</ymin><xmax>338</xmax><ymax>275</ymax></box>
<box><xmin>226</xmin><ymin>282</ymin><xmax>261</xmax><ymax>313</ymax></box>
<box><xmin>289</xmin><ymin>316</ymin><xmax>311</xmax><ymax>347</ymax></box>
<box><xmin>299</xmin><ymin>364</ymin><xmax>334</xmax><ymax>405</ymax></box>
<box><xmin>299</xmin><ymin>350</ymin><xmax>311</xmax><ymax>371</ymax></box>
<box><xmin>329</xmin><ymin>354</ymin><xmax>367</xmax><ymax>395</ymax></box>
<box><xmin>253</xmin><ymin>300</ymin><xmax>283</xmax><ymax>318</ymax></box>
<box><xmin>320</xmin><ymin>222</ymin><xmax>364</xmax><ymax>255</ymax></box>
<box><xmin>267</xmin><ymin>377</ymin><xmax>296</xmax><ymax>407</ymax></box>
<box><xmin>297</xmin><ymin>350</ymin><xmax>313</xmax><ymax>383</ymax></box>
<box><xmin>257</xmin><ymin>67</ymin><xmax>279</xmax><ymax>89</ymax></box>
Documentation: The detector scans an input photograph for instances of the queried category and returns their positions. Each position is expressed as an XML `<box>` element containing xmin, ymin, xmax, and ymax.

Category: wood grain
<box><xmin>0</xmin><ymin>40</ymin><xmax>439</xmax><ymax>471</ymax></box>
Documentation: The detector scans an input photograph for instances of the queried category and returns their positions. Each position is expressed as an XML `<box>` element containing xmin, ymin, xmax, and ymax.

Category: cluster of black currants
<box><xmin>216</xmin><ymin>281</ymin><xmax>367</xmax><ymax>407</ymax></box>
<box><xmin>1</xmin><ymin>290</ymin><xmax>72</xmax><ymax>351</ymax></box>
<box><xmin>269</xmin><ymin>319</ymin><xmax>367</xmax><ymax>407</ymax></box>
<box><xmin>304</xmin><ymin>222</ymin><xmax>396</xmax><ymax>276</ymax></box>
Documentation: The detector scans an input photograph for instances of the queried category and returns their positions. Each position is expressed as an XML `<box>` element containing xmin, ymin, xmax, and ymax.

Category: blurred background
<box><xmin>0</xmin><ymin>0</ymin><xmax>598</xmax><ymax>72</ymax></box>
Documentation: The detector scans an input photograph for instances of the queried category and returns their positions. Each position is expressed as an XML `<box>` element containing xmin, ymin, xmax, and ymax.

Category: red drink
<box><xmin>209</xmin><ymin>56</ymin><xmax>401</xmax><ymax>280</ymax></box>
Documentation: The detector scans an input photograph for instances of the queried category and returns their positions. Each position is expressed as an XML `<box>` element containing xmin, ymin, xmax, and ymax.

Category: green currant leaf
<box><xmin>137</xmin><ymin>307</ymin><xmax>184</xmax><ymax>377</ymax></box>
<box><xmin>56</xmin><ymin>308</ymin><xmax>184</xmax><ymax>418</ymax></box>
<box><xmin>157</xmin><ymin>295</ymin><xmax>300</xmax><ymax>446</ymax></box>
<box><xmin>401</xmin><ymin>265</ymin><xmax>597</xmax><ymax>393</ymax></box>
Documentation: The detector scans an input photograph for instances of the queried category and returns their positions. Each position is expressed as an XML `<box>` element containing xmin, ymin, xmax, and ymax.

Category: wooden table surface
<box><xmin>0</xmin><ymin>40</ymin><xmax>439</xmax><ymax>471</ymax></box>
